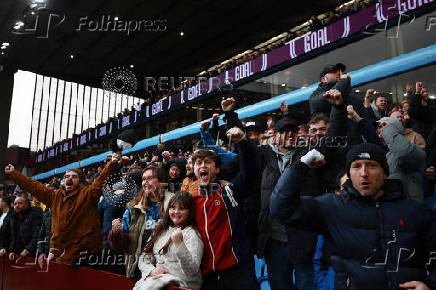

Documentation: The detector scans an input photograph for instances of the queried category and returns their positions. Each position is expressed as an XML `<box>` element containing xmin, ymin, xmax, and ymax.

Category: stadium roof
<box><xmin>0</xmin><ymin>0</ymin><xmax>341</xmax><ymax>97</ymax></box>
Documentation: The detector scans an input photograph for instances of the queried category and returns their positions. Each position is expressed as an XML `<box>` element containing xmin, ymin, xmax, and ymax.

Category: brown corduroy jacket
<box><xmin>10</xmin><ymin>161</ymin><xmax>118</xmax><ymax>264</ymax></box>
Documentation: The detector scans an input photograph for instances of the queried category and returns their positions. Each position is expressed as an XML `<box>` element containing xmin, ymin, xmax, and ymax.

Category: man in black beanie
<box><xmin>270</xmin><ymin>144</ymin><xmax>436</xmax><ymax>290</ymax></box>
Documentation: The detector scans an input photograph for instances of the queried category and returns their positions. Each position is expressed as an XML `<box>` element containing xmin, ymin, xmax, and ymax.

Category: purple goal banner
<box><xmin>143</xmin><ymin>0</ymin><xmax>433</xmax><ymax>119</ymax></box>
<box><xmin>36</xmin><ymin>0</ymin><xmax>434</xmax><ymax>162</ymax></box>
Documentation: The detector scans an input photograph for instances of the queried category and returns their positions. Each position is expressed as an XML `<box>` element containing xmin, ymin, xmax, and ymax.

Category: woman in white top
<box><xmin>134</xmin><ymin>191</ymin><xmax>204</xmax><ymax>290</ymax></box>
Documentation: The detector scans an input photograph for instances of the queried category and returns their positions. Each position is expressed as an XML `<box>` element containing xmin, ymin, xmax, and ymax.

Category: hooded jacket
<box><xmin>10</xmin><ymin>161</ymin><xmax>118</xmax><ymax>264</ymax></box>
<box><xmin>270</xmin><ymin>161</ymin><xmax>436</xmax><ymax>290</ymax></box>
<box><xmin>380</xmin><ymin>117</ymin><xmax>426</xmax><ymax>202</ymax></box>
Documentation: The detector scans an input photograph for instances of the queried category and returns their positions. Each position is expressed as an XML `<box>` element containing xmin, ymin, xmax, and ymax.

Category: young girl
<box><xmin>133</xmin><ymin>191</ymin><xmax>204</xmax><ymax>290</ymax></box>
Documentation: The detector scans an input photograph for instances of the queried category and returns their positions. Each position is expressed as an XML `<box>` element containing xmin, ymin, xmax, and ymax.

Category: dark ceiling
<box><xmin>0</xmin><ymin>0</ymin><xmax>342</xmax><ymax>98</ymax></box>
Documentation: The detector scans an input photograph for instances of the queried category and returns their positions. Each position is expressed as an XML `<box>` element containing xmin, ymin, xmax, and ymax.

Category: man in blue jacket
<box><xmin>270</xmin><ymin>143</ymin><xmax>436</xmax><ymax>290</ymax></box>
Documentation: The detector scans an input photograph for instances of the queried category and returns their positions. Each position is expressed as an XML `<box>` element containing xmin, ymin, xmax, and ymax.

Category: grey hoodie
<box><xmin>380</xmin><ymin>117</ymin><xmax>426</xmax><ymax>201</ymax></box>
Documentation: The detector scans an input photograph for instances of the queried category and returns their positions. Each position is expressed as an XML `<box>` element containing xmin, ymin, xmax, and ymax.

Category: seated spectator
<box><xmin>134</xmin><ymin>192</ymin><xmax>204</xmax><ymax>290</ymax></box>
<box><xmin>270</xmin><ymin>144</ymin><xmax>436</xmax><ymax>289</ymax></box>
<box><xmin>4</xmin><ymin>153</ymin><xmax>125</xmax><ymax>265</ymax></box>
<box><xmin>0</xmin><ymin>196</ymin><xmax>42</xmax><ymax>260</ymax></box>
<box><xmin>109</xmin><ymin>165</ymin><xmax>174</xmax><ymax>278</ymax></box>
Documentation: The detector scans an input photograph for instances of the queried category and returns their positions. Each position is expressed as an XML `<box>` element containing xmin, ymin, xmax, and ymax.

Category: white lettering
<box><xmin>235</xmin><ymin>62</ymin><xmax>254</xmax><ymax>81</ymax></box>
<box><xmin>304</xmin><ymin>35</ymin><xmax>311</xmax><ymax>53</ymax></box>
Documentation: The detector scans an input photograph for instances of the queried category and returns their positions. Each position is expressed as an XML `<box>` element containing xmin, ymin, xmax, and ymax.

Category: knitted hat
<box><xmin>345</xmin><ymin>143</ymin><xmax>389</xmax><ymax>177</ymax></box>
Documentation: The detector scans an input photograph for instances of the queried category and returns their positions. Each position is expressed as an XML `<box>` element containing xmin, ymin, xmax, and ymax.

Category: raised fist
<box><xmin>221</xmin><ymin>97</ymin><xmax>235</xmax><ymax>112</ymax></box>
<box><xmin>323</xmin><ymin>89</ymin><xmax>343</xmax><ymax>105</ymax></box>
<box><xmin>5</xmin><ymin>164</ymin><xmax>14</xmax><ymax>174</ymax></box>
<box><xmin>201</xmin><ymin>120</ymin><xmax>211</xmax><ymax>131</ymax></box>
<box><xmin>226</xmin><ymin>127</ymin><xmax>246</xmax><ymax>143</ymax></box>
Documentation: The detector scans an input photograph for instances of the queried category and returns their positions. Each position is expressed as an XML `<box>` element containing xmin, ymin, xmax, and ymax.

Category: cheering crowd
<box><xmin>0</xmin><ymin>62</ymin><xmax>436</xmax><ymax>290</ymax></box>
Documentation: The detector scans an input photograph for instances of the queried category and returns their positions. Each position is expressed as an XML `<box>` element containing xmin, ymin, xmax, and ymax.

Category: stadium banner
<box><xmin>143</xmin><ymin>0</ymin><xmax>433</xmax><ymax>117</ymax></box>
<box><xmin>31</xmin><ymin>42</ymin><xmax>436</xmax><ymax>180</ymax></box>
<box><xmin>35</xmin><ymin>0</ymin><xmax>433</xmax><ymax>163</ymax></box>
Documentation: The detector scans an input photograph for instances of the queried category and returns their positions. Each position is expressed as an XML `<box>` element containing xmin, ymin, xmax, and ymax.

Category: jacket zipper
<box><xmin>203</xmin><ymin>195</ymin><xmax>216</xmax><ymax>272</ymax></box>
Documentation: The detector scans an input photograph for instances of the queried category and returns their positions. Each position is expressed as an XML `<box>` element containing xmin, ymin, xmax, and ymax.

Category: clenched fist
<box><xmin>323</xmin><ymin>89</ymin><xmax>343</xmax><ymax>105</ymax></box>
<box><xmin>111</xmin><ymin>218</ymin><xmax>122</xmax><ymax>235</ymax></box>
<box><xmin>227</xmin><ymin>127</ymin><xmax>246</xmax><ymax>143</ymax></box>
<box><xmin>5</xmin><ymin>164</ymin><xmax>15</xmax><ymax>174</ymax></box>
<box><xmin>171</xmin><ymin>227</ymin><xmax>184</xmax><ymax>247</ymax></box>
<box><xmin>221</xmin><ymin>97</ymin><xmax>235</xmax><ymax>112</ymax></box>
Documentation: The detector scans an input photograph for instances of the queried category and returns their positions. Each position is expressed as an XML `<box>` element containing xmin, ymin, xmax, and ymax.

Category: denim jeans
<box><xmin>265</xmin><ymin>239</ymin><xmax>293</xmax><ymax>290</ymax></box>
<box><xmin>294</xmin><ymin>263</ymin><xmax>316</xmax><ymax>290</ymax></box>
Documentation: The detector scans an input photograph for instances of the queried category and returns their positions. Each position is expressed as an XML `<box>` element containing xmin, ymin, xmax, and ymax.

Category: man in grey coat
<box><xmin>378</xmin><ymin>116</ymin><xmax>426</xmax><ymax>201</ymax></box>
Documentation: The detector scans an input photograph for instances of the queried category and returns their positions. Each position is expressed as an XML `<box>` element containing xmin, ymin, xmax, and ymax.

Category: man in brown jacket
<box><xmin>4</xmin><ymin>153</ymin><xmax>124</xmax><ymax>265</ymax></box>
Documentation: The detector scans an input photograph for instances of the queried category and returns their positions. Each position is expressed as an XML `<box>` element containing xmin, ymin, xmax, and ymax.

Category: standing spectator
<box><xmin>378</xmin><ymin>117</ymin><xmax>426</xmax><ymax>201</ymax></box>
<box><xmin>191</xmin><ymin>127</ymin><xmax>259</xmax><ymax>290</ymax></box>
<box><xmin>270</xmin><ymin>144</ymin><xmax>436</xmax><ymax>289</ymax></box>
<box><xmin>0</xmin><ymin>196</ymin><xmax>11</xmax><ymax>227</ymax></box>
<box><xmin>4</xmin><ymin>153</ymin><xmax>125</xmax><ymax>265</ymax></box>
<box><xmin>37</xmin><ymin>208</ymin><xmax>52</xmax><ymax>269</ymax></box>
<box><xmin>108</xmin><ymin>165</ymin><xmax>174</xmax><ymax>278</ymax></box>
<box><xmin>0</xmin><ymin>196</ymin><xmax>42</xmax><ymax>259</ymax></box>
<box><xmin>363</xmin><ymin>89</ymin><xmax>387</xmax><ymax>122</ymax></box>
<box><xmin>389</xmin><ymin>110</ymin><xmax>426</xmax><ymax>149</ymax></box>
<box><xmin>181</xmin><ymin>157</ymin><xmax>199</xmax><ymax>196</ymax></box>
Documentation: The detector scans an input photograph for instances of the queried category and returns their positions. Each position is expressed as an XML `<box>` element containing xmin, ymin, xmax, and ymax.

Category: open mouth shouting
<box><xmin>65</xmin><ymin>180</ymin><xmax>74</xmax><ymax>190</ymax></box>
<box><xmin>199</xmin><ymin>170</ymin><xmax>210</xmax><ymax>185</ymax></box>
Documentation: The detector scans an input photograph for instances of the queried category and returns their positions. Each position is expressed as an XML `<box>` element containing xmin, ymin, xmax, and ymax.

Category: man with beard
<box><xmin>4</xmin><ymin>153</ymin><xmax>125</xmax><ymax>265</ymax></box>
<box><xmin>257</xmin><ymin>115</ymin><xmax>320</xmax><ymax>290</ymax></box>
<box><xmin>0</xmin><ymin>196</ymin><xmax>42</xmax><ymax>260</ymax></box>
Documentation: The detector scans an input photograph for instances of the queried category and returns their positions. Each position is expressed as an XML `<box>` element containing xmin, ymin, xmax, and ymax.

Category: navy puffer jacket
<box><xmin>270</xmin><ymin>161</ymin><xmax>436</xmax><ymax>290</ymax></box>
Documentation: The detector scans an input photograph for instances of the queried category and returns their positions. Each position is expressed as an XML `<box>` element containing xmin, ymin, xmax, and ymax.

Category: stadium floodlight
<box><xmin>14</xmin><ymin>21</ymin><xmax>24</xmax><ymax>30</ymax></box>
<box><xmin>2</xmin><ymin>42</ymin><xmax>9</xmax><ymax>47</ymax></box>
<box><xmin>70</xmin><ymin>54</ymin><xmax>74</xmax><ymax>59</ymax></box>
<box><xmin>180</xmin><ymin>31</ymin><xmax>184</xmax><ymax>36</ymax></box>
<box><xmin>355</xmin><ymin>89</ymin><xmax>360</xmax><ymax>93</ymax></box>
<box><xmin>130</xmin><ymin>64</ymin><xmax>134</xmax><ymax>68</ymax></box>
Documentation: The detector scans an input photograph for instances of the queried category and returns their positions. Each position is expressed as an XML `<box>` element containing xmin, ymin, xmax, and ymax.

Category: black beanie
<box><xmin>345</xmin><ymin>143</ymin><xmax>389</xmax><ymax>177</ymax></box>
